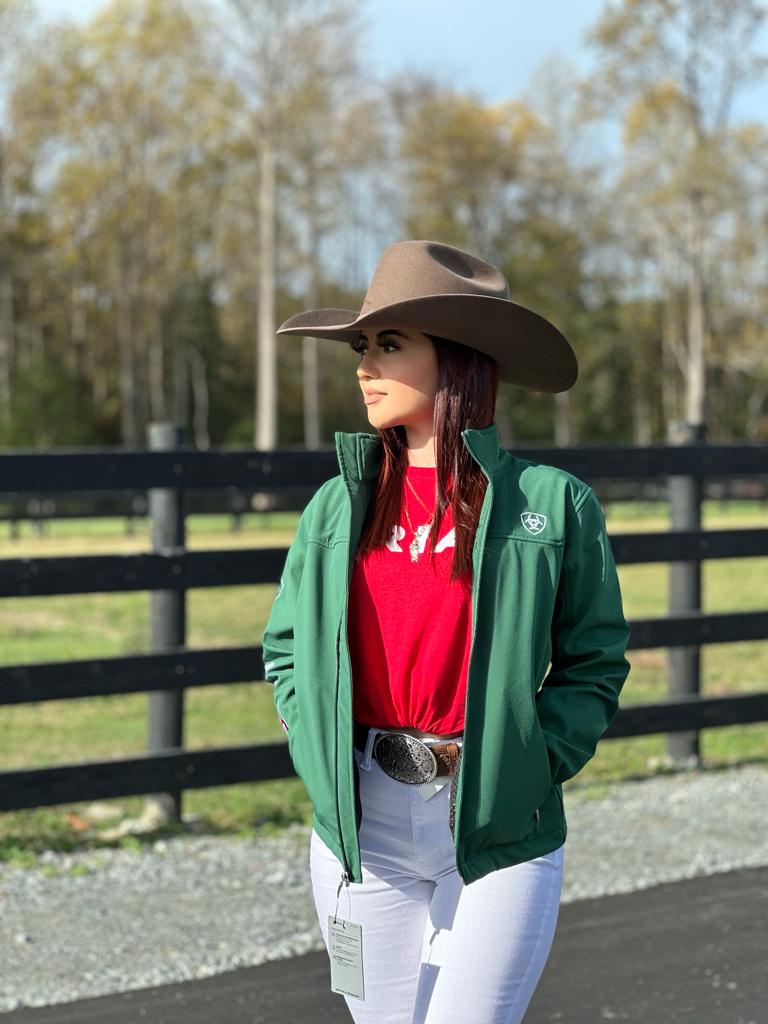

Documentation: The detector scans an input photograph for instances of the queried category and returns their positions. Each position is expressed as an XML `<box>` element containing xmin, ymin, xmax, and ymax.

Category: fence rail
<box><xmin>2</xmin><ymin>527</ymin><xmax>767</xmax><ymax>601</ymax></box>
<box><xmin>1</xmin><ymin>430</ymin><xmax>767</xmax><ymax>815</ymax></box>
<box><xmin>1</xmin><ymin>441</ymin><xmax>767</xmax><ymax>491</ymax></box>
<box><xmin>3</xmin><ymin>691</ymin><xmax>768</xmax><ymax>813</ymax></box>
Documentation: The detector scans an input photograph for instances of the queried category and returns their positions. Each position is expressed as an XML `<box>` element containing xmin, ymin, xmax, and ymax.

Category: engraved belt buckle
<box><xmin>373</xmin><ymin>731</ymin><xmax>438</xmax><ymax>785</ymax></box>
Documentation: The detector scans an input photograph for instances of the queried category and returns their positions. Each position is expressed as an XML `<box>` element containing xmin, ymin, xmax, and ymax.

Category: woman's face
<box><xmin>350</xmin><ymin>326</ymin><xmax>439</xmax><ymax>432</ymax></box>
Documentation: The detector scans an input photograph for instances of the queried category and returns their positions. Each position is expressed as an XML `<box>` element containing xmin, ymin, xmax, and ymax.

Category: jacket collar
<box><xmin>334</xmin><ymin>422</ymin><xmax>505</xmax><ymax>496</ymax></box>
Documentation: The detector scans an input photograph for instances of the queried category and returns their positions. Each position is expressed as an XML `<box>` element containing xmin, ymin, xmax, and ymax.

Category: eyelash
<box><xmin>350</xmin><ymin>340</ymin><xmax>399</xmax><ymax>355</ymax></box>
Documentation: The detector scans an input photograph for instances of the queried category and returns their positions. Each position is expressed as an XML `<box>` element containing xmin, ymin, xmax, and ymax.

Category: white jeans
<box><xmin>309</xmin><ymin>733</ymin><xmax>564</xmax><ymax>1024</ymax></box>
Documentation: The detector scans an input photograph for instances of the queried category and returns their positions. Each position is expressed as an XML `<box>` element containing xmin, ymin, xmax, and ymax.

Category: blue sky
<box><xmin>31</xmin><ymin>0</ymin><xmax>768</xmax><ymax>123</ymax></box>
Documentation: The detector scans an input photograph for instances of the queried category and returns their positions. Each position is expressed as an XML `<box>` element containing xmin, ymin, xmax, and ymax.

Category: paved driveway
<box><xmin>5</xmin><ymin>865</ymin><xmax>765</xmax><ymax>1023</ymax></box>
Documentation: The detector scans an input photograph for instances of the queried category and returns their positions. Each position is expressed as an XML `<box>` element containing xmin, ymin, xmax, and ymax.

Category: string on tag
<box><xmin>333</xmin><ymin>876</ymin><xmax>343</xmax><ymax>924</ymax></box>
<box><xmin>334</xmin><ymin>871</ymin><xmax>351</xmax><ymax>924</ymax></box>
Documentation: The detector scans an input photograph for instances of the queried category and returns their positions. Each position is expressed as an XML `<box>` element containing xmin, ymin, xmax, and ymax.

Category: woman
<box><xmin>263</xmin><ymin>240</ymin><xmax>631</xmax><ymax>1023</ymax></box>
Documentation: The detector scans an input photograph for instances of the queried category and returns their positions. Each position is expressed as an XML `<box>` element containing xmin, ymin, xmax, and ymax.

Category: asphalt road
<box><xmin>5</xmin><ymin>865</ymin><xmax>766</xmax><ymax>1023</ymax></box>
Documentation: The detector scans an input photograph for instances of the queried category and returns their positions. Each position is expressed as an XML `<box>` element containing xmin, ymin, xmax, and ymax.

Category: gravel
<box><xmin>1</xmin><ymin>761</ymin><xmax>766</xmax><ymax>1013</ymax></box>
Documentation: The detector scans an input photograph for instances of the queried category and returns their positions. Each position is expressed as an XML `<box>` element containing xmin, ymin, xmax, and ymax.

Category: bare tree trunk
<box><xmin>745</xmin><ymin>383</ymin><xmax>768</xmax><ymax>440</ymax></box>
<box><xmin>172</xmin><ymin>317</ymin><xmax>189</xmax><ymax>431</ymax></box>
<box><xmin>117</xmin><ymin>234</ymin><xmax>138</xmax><ymax>443</ymax></box>
<box><xmin>302</xmin><ymin>330</ymin><xmax>321</xmax><ymax>446</ymax></box>
<box><xmin>685</xmin><ymin>191</ymin><xmax>708</xmax><ymax>429</ymax></box>
<box><xmin>136</xmin><ymin>335</ymin><xmax>151</xmax><ymax>437</ymax></box>
<box><xmin>91</xmin><ymin>326</ymin><xmax>109</xmax><ymax>408</ymax></box>
<box><xmin>634</xmin><ymin>313</ymin><xmax>651</xmax><ymax>446</ymax></box>
<box><xmin>661</xmin><ymin>297</ymin><xmax>680</xmax><ymax>441</ymax></box>
<box><xmin>28</xmin><ymin>276</ymin><xmax>45</xmax><ymax>365</ymax></box>
<box><xmin>630</xmin><ymin>260</ymin><xmax>653</xmax><ymax>446</ymax></box>
<box><xmin>494</xmin><ymin>390</ymin><xmax>514</xmax><ymax>446</ymax></box>
<box><xmin>0</xmin><ymin>251</ymin><xmax>11</xmax><ymax>416</ymax></box>
<box><xmin>659</xmin><ymin>239</ymin><xmax>682</xmax><ymax>441</ymax></box>
<box><xmin>554</xmin><ymin>389</ymin><xmax>572</xmax><ymax>446</ymax></box>
<box><xmin>148</xmin><ymin>310</ymin><xmax>166</xmax><ymax>422</ymax></box>
<box><xmin>0</xmin><ymin>139</ymin><xmax>14</xmax><ymax>419</ymax></box>
<box><xmin>633</xmin><ymin>364</ymin><xmax>653</xmax><ymax>446</ymax></box>
<box><xmin>255</xmin><ymin>119</ymin><xmax>277</xmax><ymax>450</ymax></box>
<box><xmin>188</xmin><ymin>346</ymin><xmax>210</xmax><ymax>450</ymax></box>
<box><xmin>70</xmin><ymin>277</ymin><xmax>88</xmax><ymax>388</ymax></box>
<box><xmin>302</xmin><ymin>161</ymin><xmax>322</xmax><ymax>449</ymax></box>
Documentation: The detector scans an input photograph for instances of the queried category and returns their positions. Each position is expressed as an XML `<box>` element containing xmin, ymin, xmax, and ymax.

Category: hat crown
<box><xmin>359</xmin><ymin>240</ymin><xmax>509</xmax><ymax>317</ymax></box>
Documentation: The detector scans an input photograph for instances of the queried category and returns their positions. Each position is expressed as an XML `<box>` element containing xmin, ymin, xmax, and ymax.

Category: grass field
<box><xmin>1</xmin><ymin>501</ymin><xmax>766</xmax><ymax>866</ymax></box>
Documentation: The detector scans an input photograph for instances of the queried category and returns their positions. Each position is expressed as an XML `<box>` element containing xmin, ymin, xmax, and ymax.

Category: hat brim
<box><xmin>276</xmin><ymin>294</ymin><xmax>577</xmax><ymax>393</ymax></box>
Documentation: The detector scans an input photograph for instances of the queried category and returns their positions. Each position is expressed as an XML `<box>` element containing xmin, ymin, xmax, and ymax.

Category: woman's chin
<box><xmin>367</xmin><ymin>412</ymin><xmax>402</xmax><ymax>429</ymax></box>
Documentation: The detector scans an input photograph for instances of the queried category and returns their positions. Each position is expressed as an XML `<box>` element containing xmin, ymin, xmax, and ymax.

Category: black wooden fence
<box><xmin>1</xmin><ymin>424</ymin><xmax>767</xmax><ymax>815</ymax></box>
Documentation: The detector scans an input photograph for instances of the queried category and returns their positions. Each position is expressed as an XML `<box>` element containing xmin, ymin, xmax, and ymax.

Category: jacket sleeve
<box><xmin>261</xmin><ymin>489</ymin><xmax>319</xmax><ymax>764</ymax></box>
<box><xmin>535</xmin><ymin>485</ymin><xmax>631</xmax><ymax>786</ymax></box>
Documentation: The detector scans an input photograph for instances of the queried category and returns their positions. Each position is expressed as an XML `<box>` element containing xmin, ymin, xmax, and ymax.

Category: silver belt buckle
<box><xmin>373</xmin><ymin>732</ymin><xmax>438</xmax><ymax>784</ymax></box>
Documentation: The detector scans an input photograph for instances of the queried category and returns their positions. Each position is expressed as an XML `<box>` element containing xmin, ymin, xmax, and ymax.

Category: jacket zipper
<box><xmin>453</xmin><ymin>455</ymin><xmax>494</xmax><ymax>881</ymax></box>
<box><xmin>333</xmin><ymin>440</ymin><xmax>361</xmax><ymax>887</ymax></box>
<box><xmin>334</xmin><ymin>619</ymin><xmax>353</xmax><ymax>882</ymax></box>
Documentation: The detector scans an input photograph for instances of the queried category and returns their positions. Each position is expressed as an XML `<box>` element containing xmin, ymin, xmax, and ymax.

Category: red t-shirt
<box><xmin>348</xmin><ymin>465</ymin><xmax>472</xmax><ymax>733</ymax></box>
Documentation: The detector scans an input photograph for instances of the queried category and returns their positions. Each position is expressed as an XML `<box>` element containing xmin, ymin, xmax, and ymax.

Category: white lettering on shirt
<box><xmin>386</xmin><ymin>524</ymin><xmax>455</xmax><ymax>554</ymax></box>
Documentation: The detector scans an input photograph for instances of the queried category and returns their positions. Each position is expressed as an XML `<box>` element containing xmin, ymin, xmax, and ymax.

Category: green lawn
<box><xmin>0</xmin><ymin>501</ymin><xmax>766</xmax><ymax>864</ymax></box>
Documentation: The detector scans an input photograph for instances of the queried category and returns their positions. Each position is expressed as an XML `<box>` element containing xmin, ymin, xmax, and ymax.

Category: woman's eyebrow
<box><xmin>359</xmin><ymin>329</ymin><xmax>408</xmax><ymax>340</ymax></box>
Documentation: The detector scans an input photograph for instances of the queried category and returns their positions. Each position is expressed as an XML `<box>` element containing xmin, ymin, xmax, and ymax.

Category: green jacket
<box><xmin>262</xmin><ymin>423</ymin><xmax>631</xmax><ymax>886</ymax></box>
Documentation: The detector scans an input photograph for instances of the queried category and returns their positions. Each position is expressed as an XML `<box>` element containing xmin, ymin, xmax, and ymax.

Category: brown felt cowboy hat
<box><xmin>276</xmin><ymin>239</ymin><xmax>578</xmax><ymax>393</ymax></box>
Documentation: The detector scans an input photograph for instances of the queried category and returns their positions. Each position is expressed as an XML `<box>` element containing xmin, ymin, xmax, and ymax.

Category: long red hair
<box><xmin>354</xmin><ymin>333</ymin><xmax>499</xmax><ymax>582</ymax></box>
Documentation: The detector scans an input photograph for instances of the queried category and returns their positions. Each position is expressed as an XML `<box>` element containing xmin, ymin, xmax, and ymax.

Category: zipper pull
<box><xmin>333</xmin><ymin>870</ymin><xmax>351</xmax><ymax>924</ymax></box>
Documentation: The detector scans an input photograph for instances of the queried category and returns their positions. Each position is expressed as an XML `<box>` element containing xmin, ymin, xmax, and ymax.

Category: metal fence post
<box><xmin>143</xmin><ymin>422</ymin><xmax>187</xmax><ymax>826</ymax></box>
<box><xmin>666</xmin><ymin>419</ymin><xmax>707</xmax><ymax>765</ymax></box>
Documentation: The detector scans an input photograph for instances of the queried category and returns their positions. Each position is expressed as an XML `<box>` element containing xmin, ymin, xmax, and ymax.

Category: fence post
<box><xmin>665</xmin><ymin>419</ymin><xmax>706</xmax><ymax>765</ymax></box>
<box><xmin>143</xmin><ymin>421</ymin><xmax>187</xmax><ymax>827</ymax></box>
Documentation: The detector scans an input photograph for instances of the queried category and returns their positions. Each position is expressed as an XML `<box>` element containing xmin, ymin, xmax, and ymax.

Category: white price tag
<box><xmin>328</xmin><ymin>915</ymin><xmax>365</xmax><ymax>1000</ymax></box>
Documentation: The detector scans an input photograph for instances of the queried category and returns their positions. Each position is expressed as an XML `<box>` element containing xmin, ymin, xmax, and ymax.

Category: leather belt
<box><xmin>353</xmin><ymin>720</ymin><xmax>462</xmax><ymax>783</ymax></box>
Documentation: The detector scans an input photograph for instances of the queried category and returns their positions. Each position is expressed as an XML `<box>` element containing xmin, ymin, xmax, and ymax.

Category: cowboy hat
<box><xmin>276</xmin><ymin>239</ymin><xmax>578</xmax><ymax>393</ymax></box>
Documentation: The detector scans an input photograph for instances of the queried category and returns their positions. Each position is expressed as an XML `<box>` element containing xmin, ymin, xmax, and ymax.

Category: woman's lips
<box><xmin>364</xmin><ymin>393</ymin><xmax>386</xmax><ymax>404</ymax></box>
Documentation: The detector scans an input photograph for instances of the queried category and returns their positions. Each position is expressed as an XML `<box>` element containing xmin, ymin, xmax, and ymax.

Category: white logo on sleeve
<box><xmin>521</xmin><ymin>512</ymin><xmax>547</xmax><ymax>535</ymax></box>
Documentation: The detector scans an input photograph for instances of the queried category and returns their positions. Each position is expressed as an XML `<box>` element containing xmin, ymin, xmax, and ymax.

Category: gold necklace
<box><xmin>403</xmin><ymin>471</ymin><xmax>437</xmax><ymax>562</ymax></box>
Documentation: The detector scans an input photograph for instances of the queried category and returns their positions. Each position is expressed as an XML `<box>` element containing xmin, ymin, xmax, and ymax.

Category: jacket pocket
<box><xmin>510</xmin><ymin>722</ymin><xmax>554</xmax><ymax>843</ymax></box>
<box><xmin>277</xmin><ymin>689</ymin><xmax>307</xmax><ymax>786</ymax></box>
<box><xmin>533</xmin><ymin>715</ymin><xmax>553</xmax><ymax>791</ymax></box>
<box><xmin>285</xmin><ymin>717</ymin><xmax>305</xmax><ymax>784</ymax></box>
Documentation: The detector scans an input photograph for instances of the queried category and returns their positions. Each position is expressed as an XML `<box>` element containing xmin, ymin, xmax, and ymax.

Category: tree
<box><xmin>387</xmin><ymin>63</ymin><xmax>627</xmax><ymax>445</ymax></box>
<box><xmin>583</xmin><ymin>0</ymin><xmax>768</xmax><ymax>437</ymax></box>
<box><xmin>8</xmin><ymin>0</ymin><xmax>237</xmax><ymax>443</ymax></box>
<box><xmin>210</xmin><ymin>0</ymin><xmax>365</xmax><ymax>450</ymax></box>
<box><xmin>0</xmin><ymin>0</ymin><xmax>38</xmax><ymax>424</ymax></box>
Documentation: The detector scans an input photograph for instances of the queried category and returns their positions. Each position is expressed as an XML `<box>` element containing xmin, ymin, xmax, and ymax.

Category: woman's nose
<box><xmin>357</xmin><ymin>353</ymin><xmax>380</xmax><ymax>378</ymax></box>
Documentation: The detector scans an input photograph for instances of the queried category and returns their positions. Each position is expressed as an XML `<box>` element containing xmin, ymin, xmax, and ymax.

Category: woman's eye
<box><xmin>352</xmin><ymin>341</ymin><xmax>397</xmax><ymax>355</ymax></box>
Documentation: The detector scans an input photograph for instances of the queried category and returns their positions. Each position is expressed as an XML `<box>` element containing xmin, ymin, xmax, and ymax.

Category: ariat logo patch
<box><xmin>521</xmin><ymin>512</ymin><xmax>547</xmax><ymax>535</ymax></box>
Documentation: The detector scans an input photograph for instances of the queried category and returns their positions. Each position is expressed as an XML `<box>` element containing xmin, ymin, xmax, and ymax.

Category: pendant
<box><xmin>409</xmin><ymin>524</ymin><xmax>428</xmax><ymax>561</ymax></box>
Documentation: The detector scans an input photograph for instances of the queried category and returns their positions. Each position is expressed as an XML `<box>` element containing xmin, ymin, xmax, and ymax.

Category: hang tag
<box><xmin>328</xmin><ymin>916</ymin><xmax>365</xmax><ymax>1000</ymax></box>
<box><xmin>417</xmin><ymin>777</ymin><xmax>450</xmax><ymax>801</ymax></box>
